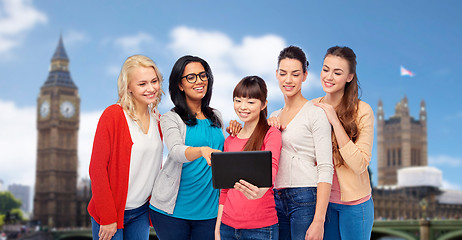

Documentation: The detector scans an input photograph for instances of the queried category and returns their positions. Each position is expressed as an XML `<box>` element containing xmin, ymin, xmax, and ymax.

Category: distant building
<box><xmin>373</xmin><ymin>97</ymin><xmax>462</xmax><ymax>220</ymax></box>
<box><xmin>8</xmin><ymin>184</ymin><xmax>31</xmax><ymax>213</ymax></box>
<box><xmin>76</xmin><ymin>178</ymin><xmax>91</xmax><ymax>228</ymax></box>
<box><xmin>0</xmin><ymin>179</ymin><xmax>3</xmax><ymax>191</ymax></box>
<box><xmin>34</xmin><ymin>35</ymin><xmax>80</xmax><ymax>228</ymax></box>
<box><xmin>376</xmin><ymin>96</ymin><xmax>427</xmax><ymax>186</ymax></box>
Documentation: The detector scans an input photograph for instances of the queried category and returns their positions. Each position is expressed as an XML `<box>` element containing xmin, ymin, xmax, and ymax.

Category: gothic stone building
<box><xmin>373</xmin><ymin>97</ymin><xmax>462</xmax><ymax>220</ymax></box>
<box><xmin>34</xmin><ymin>36</ymin><xmax>90</xmax><ymax>228</ymax></box>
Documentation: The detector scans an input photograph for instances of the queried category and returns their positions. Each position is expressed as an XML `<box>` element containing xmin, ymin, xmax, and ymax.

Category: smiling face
<box><xmin>179</xmin><ymin>62</ymin><xmax>208</xmax><ymax>104</ymax></box>
<box><xmin>233</xmin><ymin>96</ymin><xmax>266</xmax><ymax>125</ymax></box>
<box><xmin>276</xmin><ymin>58</ymin><xmax>308</xmax><ymax>98</ymax></box>
<box><xmin>320</xmin><ymin>55</ymin><xmax>354</xmax><ymax>96</ymax></box>
<box><xmin>127</xmin><ymin>66</ymin><xmax>160</xmax><ymax>107</ymax></box>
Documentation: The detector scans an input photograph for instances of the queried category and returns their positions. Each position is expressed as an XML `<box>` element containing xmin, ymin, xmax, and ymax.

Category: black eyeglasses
<box><xmin>181</xmin><ymin>71</ymin><xmax>208</xmax><ymax>84</ymax></box>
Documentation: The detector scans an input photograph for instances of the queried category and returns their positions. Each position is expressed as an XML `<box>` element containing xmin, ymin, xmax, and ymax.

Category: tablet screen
<box><xmin>211</xmin><ymin>151</ymin><xmax>272</xmax><ymax>189</ymax></box>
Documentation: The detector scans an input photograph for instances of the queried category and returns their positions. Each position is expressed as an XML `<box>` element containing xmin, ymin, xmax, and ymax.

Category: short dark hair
<box><xmin>169</xmin><ymin>55</ymin><xmax>221</xmax><ymax>127</ymax></box>
<box><xmin>277</xmin><ymin>45</ymin><xmax>309</xmax><ymax>73</ymax></box>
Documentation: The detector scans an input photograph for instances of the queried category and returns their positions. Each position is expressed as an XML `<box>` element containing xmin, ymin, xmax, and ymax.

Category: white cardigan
<box><xmin>270</xmin><ymin>101</ymin><xmax>333</xmax><ymax>188</ymax></box>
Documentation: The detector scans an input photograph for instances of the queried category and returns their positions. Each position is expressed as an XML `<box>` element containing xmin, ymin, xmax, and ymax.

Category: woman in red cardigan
<box><xmin>88</xmin><ymin>55</ymin><xmax>164</xmax><ymax>240</ymax></box>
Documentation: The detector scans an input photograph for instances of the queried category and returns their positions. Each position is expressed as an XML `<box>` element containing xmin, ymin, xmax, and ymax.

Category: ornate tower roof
<box><xmin>42</xmin><ymin>35</ymin><xmax>77</xmax><ymax>89</ymax></box>
<box><xmin>52</xmin><ymin>35</ymin><xmax>69</xmax><ymax>60</ymax></box>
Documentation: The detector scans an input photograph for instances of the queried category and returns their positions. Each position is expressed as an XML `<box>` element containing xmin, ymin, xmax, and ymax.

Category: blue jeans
<box><xmin>324</xmin><ymin>198</ymin><xmax>374</xmax><ymax>240</ymax></box>
<box><xmin>91</xmin><ymin>202</ymin><xmax>150</xmax><ymax>240</ymax></box>
<box><xmin>149</xmin><ymin>209</ymin><xmax>215</xmax><ymax>240</ymax></box>
<box><xmin>273</xmin><ymin>187</ymin><xmax>317</xmax><ymax>240</ymax></box>
<box><xmin>220</xmin><ymin>223</ymin><xmax>278</xmax><ymax>240</ymax></box>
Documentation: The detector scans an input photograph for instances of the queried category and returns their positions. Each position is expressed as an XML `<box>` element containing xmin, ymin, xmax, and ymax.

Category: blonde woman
<box><xmin>88</xmin><ymin>55</ymin><xmax>164</xmax><ymax>240</ymax></box>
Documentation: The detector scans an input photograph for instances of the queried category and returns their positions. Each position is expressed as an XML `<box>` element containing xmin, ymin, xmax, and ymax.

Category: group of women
<box><xmin>87</xmin><ymin>45</ymin><xmax>375</xmax><ymax>240</ymax></box>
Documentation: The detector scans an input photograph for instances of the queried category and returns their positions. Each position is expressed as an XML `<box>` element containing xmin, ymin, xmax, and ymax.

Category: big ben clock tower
<box><xmin>34</xmin><ymin>35</ymin><xmax>79</xmax><ymax>228</ymax></box>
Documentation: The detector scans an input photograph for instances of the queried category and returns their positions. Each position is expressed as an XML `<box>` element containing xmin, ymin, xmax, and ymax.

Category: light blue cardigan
<box><xmin>149</xmin><ymin>109</ymin><xmax>224</xmax><ymax>214</ymax></box>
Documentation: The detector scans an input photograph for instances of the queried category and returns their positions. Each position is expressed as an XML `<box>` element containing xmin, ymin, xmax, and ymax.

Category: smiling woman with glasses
<box><xmin>149</xmin><ymin>55</ymin><xmax>225</xmax><ymax>240</ymax></box>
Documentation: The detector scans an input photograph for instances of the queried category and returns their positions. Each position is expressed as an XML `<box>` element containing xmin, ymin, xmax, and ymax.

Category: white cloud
<box><xmin>0</xmin><ymin>0</ymin><xmax>47</xmax><ymax>53</ymax></box>
<box><xmin>114</xmin><ymin>32</ymin><xmax>154</xmax><ymax>54</ymax></box>
<box><xmin>429</xmin><ymin>155</ymin><xmax>462</xmax><ymax>167</ymax></box>
<box><xmin>169</xmin><ymin>26</ymin><xmax>233</xmax><ymax>61</ymax></box>
<box><xmin>0</xmin><ymin>100</ymin><xmax>36</xmax><ymax>187</ymax></box>
<box><xmin>230</xmin><ymin>35</ymin><xmax>284</xmax><ymax>76</ymax></box>
<box><xmin>0</xmin><ymin>99</ymin><xmax>102</xmax><ymax>191</ymax></box>
<box><xmin>78</xmin><ymin>111</ymin><xmax>103</xmax><ymax>180</ymax></box>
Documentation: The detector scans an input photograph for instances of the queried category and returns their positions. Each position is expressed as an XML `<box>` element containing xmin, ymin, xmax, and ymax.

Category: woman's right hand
<box><xmin>201</xmin><ymin>147</ymin><xmax>222</xmax><ymax>166</ymax></box>
<box><xmin>234</xmin><ymin>179</ymin><xmax>269</xmax><ymax>200</ymax></box>
<box><xmin>226</xmin><ymin>120</ymin><xmax>242</xmax><ymax>137</ymax></box>
<box><xmin>99</xmin><ymin>222</ymin><xmax>117</xmax><ymax>240</ymax></box>
<box><xmin>215</xmin><ymin>229</ymin><xmax>221</xmax><ymax>240</ymax></box>
<box><xmin>267</xmin><ymin>116</ymin><xmax>285</xmax><ymax>130</ymax></box>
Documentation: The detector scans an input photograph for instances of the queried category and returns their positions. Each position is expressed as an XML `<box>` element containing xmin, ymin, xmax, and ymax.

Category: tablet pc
<box><xmin>211</xmin><ymin>151</ymin><xmax>272</xmax><ymax>189</ymax></box>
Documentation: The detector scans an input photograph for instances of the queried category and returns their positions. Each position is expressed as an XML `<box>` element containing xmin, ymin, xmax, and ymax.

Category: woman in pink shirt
<box><xmin>215</xmin><ymin>76</ymin><xmax>282</xmax><ymax>240</ymax></box>
<box><xmin>313</xmin><ymin>46</ymin><xmax>374</xmax><ymax>240</ymax></box>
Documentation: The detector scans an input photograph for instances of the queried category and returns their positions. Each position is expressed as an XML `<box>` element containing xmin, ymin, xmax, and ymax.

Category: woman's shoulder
<box><xmin>310</xmin><ymin>97</ymin><xmax>322</xmax><ymax>103</ymax></box>
<box><xmin>301</xmin><ymin>100</ymin><xmax>325</xmax><ymax>117</ymax></box>
<box><xmin>356</xmin><ymin>100</ymin><xmax>374</xmax><ymax>125</ymax></box>
<box><xmin>357</xmin><ymin>100</ymin><xmax>374</xmax><ymax>116</ymax></box>
<box><xmin>161</xmin><ymin>109</ymin><xmax>181</xmax><ymax>120</ymax></box>
<box><xmin>265</xmin><ymin>126</ymin><xmax>282</xmax><ymax>138</ymax></box>
<box><xmin>100</xmin><ymin>104</ymin><xmax>124</xmax><ymax>118</ymax></box>
<box><xmin>270</xmin><ymin>108</ymin><xmax>282</xmax><ymax>118</ymax></box>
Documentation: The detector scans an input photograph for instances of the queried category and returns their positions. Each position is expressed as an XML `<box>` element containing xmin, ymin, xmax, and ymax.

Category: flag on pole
<box><xmin>400</xmin><ymin>65</ymin><xmax>415</xmax><ymax>77</ymax></box>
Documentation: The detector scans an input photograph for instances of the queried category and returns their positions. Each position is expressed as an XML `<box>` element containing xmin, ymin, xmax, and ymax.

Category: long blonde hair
<box><xmin>117</xmin><ymin>55</ymin><xmax>164</xmax><ymax>120</ymax></box>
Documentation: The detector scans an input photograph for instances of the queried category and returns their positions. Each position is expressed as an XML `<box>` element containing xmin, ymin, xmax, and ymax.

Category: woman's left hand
<box><xmin>305</xmin><ymin>220</ymin><xmax>324</xmax><ymax>240</ymax></box>
<box><xmin>226</xmin><ymin>120</ymin><xmax>242</xmax><ymax>137</ymax></box>
<box><xmin>314</xmin><ymin>102</ymin><xmax>340</xmax><ymax>126</ymax></box>
<box><xmin>234</xmin><ymin>179</ymin><xmax>269</xmax><ymax>200</ymax></box>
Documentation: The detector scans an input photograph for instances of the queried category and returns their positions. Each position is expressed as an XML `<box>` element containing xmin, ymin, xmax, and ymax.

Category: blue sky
<box><xmin>1</xmin><ymin>0</ymin><xmax>461</xmax><ymax>193</ymax></box>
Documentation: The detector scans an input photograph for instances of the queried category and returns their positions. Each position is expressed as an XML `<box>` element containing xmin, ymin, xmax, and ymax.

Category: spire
<box><xmin>42</xmin><ymin>35</ymin><xmax>76</xmax><ymax>89</ymax></box>
<box><xmin>51</xmin><ymin>34</ymin><xmax>69</xmax><ymax>61</ymax></box>
<box><xmin>377</xmin><ymin>99</ymin><xmax>384</xmax><ymax>121</ymax></box>
<box><xmin>420</xmin><ymin>99</ymin><xmax>427</xmax><ymax>122</ymax></box>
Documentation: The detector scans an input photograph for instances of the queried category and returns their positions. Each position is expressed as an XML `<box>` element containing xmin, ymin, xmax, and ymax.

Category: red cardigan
<box><xmin>87</xmin><ymin>104</ymin><xmax>133</xmax><ymax>228</ymax></box>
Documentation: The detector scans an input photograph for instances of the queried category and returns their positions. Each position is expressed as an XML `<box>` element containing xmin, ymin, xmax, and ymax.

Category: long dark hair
<box><xmin>233</xmin><ymin>76</ymin><xmax>270</xmax><ymax>151</ymax></box>
<box><xmin>278</xmin><ymin>45</ymin><xmax>309</xmax><ymax>73</ymax></box>
<box><xmin>325</xmin><ymin>46</ymin><xmax>361</xmax><ymax>166</ymax></box>
<box><xmin>169</xmin><ymin>55</ymin><xmax>221</xmax><ymax>128</ymax></box>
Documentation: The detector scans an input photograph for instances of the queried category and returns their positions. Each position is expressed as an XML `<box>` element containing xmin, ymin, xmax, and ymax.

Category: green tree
<box><xmin>0</xmin><ymin>192</ymin><xmax>22</xmax><ymax>215</ymax></box>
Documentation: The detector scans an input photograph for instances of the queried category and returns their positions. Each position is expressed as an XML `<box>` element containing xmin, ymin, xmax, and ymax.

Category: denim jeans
<box><xmin>91</xmin><ymin>202</ymin><xmax>150</xmax><ymax>240</ymax></box>
<box><xmin>273</xmin><ymin>187</ymin><xmax>317</xmax><ymax>240</ymax></box>
<box><xmin>324</xmin><ymin>198</ymin><xmax>374</xmax><ymax>240</ymax></box>
<box><xmin>220</xmin><ymin>223</ymin><xmax>278</xmax><ymax>240</ymax></box>
<box><xmin>149</xmin><ymin>209</ymin><xmax>216</xmax><ymax>240</ymax></box>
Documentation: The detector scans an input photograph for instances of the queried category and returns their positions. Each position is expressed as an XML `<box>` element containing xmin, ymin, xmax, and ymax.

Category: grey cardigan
<box><xmin>149</xmin><ymin>109</ymin><xmax>224</xmax><ymax>214</ymax></box>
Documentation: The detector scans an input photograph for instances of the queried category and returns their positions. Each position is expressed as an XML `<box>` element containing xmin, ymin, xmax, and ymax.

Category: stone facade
<box><xmin>34</xmin><ymin>36</ymin><xmax>80</xmax><ymax>228</ymax></box>
<box><xmin>376</xmin><ymin>97</ymin><xmax>427</xmax><ymax>186</ymax></box>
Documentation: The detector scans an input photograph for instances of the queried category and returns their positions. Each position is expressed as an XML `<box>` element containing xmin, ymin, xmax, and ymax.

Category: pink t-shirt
<box><xmin>219</xmin><ymin>127</ymin><xmax>281</xmax><ymax>229</ymax></box>
<box><xmin>329</xmin><ymin>169</ymin><xmax>371</xmax><ymax>205</ymax></box>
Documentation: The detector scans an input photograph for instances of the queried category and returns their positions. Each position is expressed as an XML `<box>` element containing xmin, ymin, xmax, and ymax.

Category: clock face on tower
<box><xmin>40</xmin><ymin>101</ymin><xmax>50</xmax><ymax>118</ymax></box>
<box><xmin>60</xmin><ymin>101</ymin><xmax>75</xmax><ymax>118</ymax></box>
